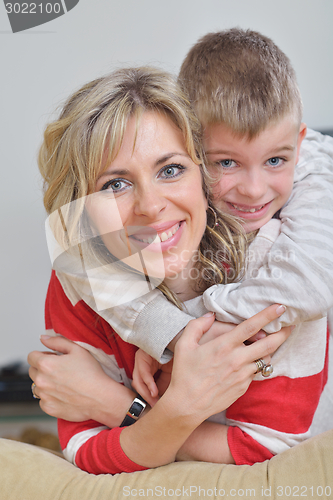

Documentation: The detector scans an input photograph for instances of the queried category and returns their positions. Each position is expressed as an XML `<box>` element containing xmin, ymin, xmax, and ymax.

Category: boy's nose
<box><xmin>237</xmin><ymin>172</ymin><xmax>267</xmax><ymax>200</ymax></box>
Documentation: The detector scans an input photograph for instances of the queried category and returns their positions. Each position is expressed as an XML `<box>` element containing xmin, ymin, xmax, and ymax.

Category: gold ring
<box><xmin>31</xmin><ymin>382</ymin><xmax>41</xmax><ymax>400</ymax></box>
<box><xmin>254</xmin><ymin>358</ymin><xmax>266</xmax><ymax>374</ymax></box>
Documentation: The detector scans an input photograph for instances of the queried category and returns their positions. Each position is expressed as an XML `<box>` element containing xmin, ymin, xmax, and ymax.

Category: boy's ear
<box><xmin>296</xmin><ymin>123</ymin><xmax>307</xmax><ymax>163</ymax></box>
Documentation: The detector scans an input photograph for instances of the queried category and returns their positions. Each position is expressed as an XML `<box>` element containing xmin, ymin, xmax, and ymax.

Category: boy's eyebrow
<box><xmin>205</xmin><ymin>148</ymin><xmax>233</xmax><ymax>155</ymax></box>
<box><xmin>205</xmin><ymin>144</ymin><xmax>296</xmax><ymax>155</ymax></box>
<box><xmin>270</xmin><ymin>145</ymin><xmax>295</xmax><ymax>153</ymax></box>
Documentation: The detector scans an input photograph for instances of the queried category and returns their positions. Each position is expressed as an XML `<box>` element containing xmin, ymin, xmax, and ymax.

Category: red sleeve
<box><xmin>46</xmin><ymin>271</ymin><xmax>147</xmax><ymax>474</ymax></box>
<box><xmin>58</xmin><ymin>420</ymin><xmax>148</xmax><ymax>475</ymax></box>
<box><xmin>226</xmin><ymin>329</ymin><xmax>329</xmax><ymax>465</ymax></box>
<box><xmin>227</xmin><ymin>426</ymin><xmax>273</xmax><ymax>465</ymax></box>
<box><xmin>45</xmin><ymin>270</ymin><xmax>113</xmax><ymax>352</ymax></box>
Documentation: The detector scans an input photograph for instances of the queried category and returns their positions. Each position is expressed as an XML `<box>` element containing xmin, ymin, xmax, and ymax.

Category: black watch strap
<box><xmin>120</xmin><ymin>394</ymin><xmax>147</xmax><ymax>427</ymax></box>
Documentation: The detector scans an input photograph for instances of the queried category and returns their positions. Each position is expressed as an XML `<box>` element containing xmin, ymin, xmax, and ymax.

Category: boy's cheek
<box><xmin>210</xmin><ymin>178</ymin><xmax>232</xmax><ymax>206</ymax></box>
<box><xmin>212</xmin><ymin>192</ymin><xmax>230</xmax><ymax>213</ymax></box>
<box><xmin>211</xmin><ymin>183</ymin><xmax>225</xmax><ymax>205</ymax></box>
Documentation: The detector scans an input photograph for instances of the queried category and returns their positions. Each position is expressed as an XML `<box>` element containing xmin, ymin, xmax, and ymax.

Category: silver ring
<box><xmin>31</xmin><ymin>382</ymin><xmax>41</xmax><ymax>400</ymax></box>
<box><xmin>262</xmin><ymin>364</ymin><xmax>274</xmax><ymax>378</ymax></box>
<box><xmin>254</xmin><ymin>358</ymin><xmax>266</xmax><ymax>374</ymax></box>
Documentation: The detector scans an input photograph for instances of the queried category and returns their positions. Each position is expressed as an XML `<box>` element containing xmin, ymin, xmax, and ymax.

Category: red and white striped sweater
<box><xmin>46</xmin><ymin>270</ymin><xmax>329</xmax><ymax>472</ymax></box>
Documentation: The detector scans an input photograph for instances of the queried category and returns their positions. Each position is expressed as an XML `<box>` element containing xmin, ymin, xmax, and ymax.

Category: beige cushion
<box><xmin>1</xmin><ymin>431</ymin><xmax>333</xmax><ymax>500</ymax></box>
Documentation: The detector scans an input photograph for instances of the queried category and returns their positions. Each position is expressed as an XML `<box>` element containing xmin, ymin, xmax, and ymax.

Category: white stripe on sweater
<box><xmin>63</xmin><ymin>426</ymin><xmax>108</xmax><ymax>465</ymax></box>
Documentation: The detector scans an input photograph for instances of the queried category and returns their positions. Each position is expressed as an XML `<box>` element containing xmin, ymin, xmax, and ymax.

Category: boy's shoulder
<box><xmin>255</xmin><ymin>219</ymin><xmax>282</xmax><ymax>241</ymax></box>
<box><xmin>295</xmin><ymin>128</ymin><xmax>333</xmax><ymax>181</ymax></box>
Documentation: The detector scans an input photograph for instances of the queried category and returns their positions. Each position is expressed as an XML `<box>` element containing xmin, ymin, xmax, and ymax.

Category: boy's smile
<box><xmin>203</xmin><ymin>116</ymin><xmax>307</xmax><ymax>232</ymax></box>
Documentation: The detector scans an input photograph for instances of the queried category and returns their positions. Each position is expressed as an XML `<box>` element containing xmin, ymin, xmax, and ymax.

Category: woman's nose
<box><xmin>133</xmin><ymin>184</ymin><xmax>167</xmax><ymax>218</ymax></box>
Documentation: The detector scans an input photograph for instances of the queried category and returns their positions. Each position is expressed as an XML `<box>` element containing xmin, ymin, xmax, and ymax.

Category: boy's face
<box><xmin>204</xmin><ymin>117</ymin><xmax>307</xmax><ymax>232</ymax></box>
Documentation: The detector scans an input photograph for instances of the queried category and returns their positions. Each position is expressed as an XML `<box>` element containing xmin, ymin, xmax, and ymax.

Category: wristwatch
<box><xmin>120</xmin><ymin>394</ymin><xmax>147</xmax><ymax>427</ymax></box>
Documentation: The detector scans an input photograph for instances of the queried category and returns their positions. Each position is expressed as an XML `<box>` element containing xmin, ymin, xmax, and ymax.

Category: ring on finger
<box><xmin>31</xmin><ymin>382</ymin><xmax>41</xmax><ymax>400</ymax></box>
<box><xmin>262</xmin><ymin>364</ymin><xmax>274</xmax><ymax>377</ymax></box>
<box><xmin>254</xmin><ymin>358</ymin><xmax>266</xmax><ymax>374</ymax></box>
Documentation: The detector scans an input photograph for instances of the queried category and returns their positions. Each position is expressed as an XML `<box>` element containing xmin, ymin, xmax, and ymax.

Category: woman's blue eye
<box><xmin>267</xmin><ymin>157</ymin><xmax>283</xmax><ymax>167</ymax></box>
<box><xmin>101</xmin><ymin>179</ymin><xmax>125</xmax><ymax>192</ymax></box>
<box><xmin>161</xmin><ymin>164</ymin><xmax>184</xmax><ymax>178</ymax></box>
<box><xmin>165</xmin><ymin>166</ymin><xmax>176</xmax><ymax>176</ymax></box>
<box><xmin>219</xmin><ymin>159</ymin><xmax>236</xmax><ymax>168</ymax></box>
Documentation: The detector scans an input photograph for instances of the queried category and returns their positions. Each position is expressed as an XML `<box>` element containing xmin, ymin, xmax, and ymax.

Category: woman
<box><xmin>29</xmin><ymin>67</ymin><xmax>291</xmax><ymax>474</ymax></box>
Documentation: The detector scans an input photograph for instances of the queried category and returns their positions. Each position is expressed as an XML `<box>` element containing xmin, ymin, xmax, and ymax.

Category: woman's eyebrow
<box><xmin>97</xmin><ymin>152</ymin><xmax>190</xmax><ymax>181</ymax></box>
<box><xmin>155</xmin><ymin>152</ymin><xmax>189</xmax><ymax>166</ymax></box>
<box><xmin>97</xmin><ymin>169</ymin><xmax>130</xmax><ymax>181</ymax></box>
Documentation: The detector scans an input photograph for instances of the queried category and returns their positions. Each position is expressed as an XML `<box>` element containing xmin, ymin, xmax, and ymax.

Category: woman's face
<box><xmin>85</xmin><ymin>111</ymin><xmax>208</xmax><ymax>288</ymax></box>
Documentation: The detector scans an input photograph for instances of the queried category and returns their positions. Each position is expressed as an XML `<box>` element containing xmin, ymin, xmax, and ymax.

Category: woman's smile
<box><xmin>129</xmin><ymin>221</ymin><xmax>182</xmax><ymax>248</ymax></box>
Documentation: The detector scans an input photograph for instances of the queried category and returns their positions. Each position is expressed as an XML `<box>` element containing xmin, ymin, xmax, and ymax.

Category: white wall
<box><xmin>1</xmin><ymin>0</ymin><xmax>332</xmax><ymax>365</ymax></box>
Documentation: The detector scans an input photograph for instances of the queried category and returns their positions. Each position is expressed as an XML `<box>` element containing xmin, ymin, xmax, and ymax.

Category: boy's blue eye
<box><xmin>219</xmin><ymin>159</ymin><xmax>236</xmax><ymax>168</ymax></box>
<box><xmin>267</xmin><ymin>157</ymin><xmax>283</xmax><ymax>167</ymax></box>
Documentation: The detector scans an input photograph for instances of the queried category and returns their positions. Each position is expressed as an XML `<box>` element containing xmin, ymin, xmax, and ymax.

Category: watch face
<box><xmin>131</xmin><ymin>399</ymin><xmax>146</xmax><ymax>418</ymax></box>
<box><xmin>120</xmin><ymin>396</ymin><xmax>147</xmax><ymax>426</ymax></box>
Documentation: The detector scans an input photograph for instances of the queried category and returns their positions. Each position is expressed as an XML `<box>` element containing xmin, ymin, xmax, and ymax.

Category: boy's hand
<box><xmin>199</xmin><ymin>319</ymin><xmax>266</xmax><ymax>345</ymax></box>
<box><xmin>155</xmin><ymin>359</ymin><xmax>173</xmax><ymax>398</ymax></box>
<box><xmin>132</xmin><ymin>349</ymin><xmax>160</xmax><ymax>407</ymax></box>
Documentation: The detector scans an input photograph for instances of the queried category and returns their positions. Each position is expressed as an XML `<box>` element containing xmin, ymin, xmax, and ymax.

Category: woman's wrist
<box><xmin>120</xmin><ymin>394</ymin><xmax>147</xmax><ymax>427</ymax></box>
<box><xmin>90</xmin><ymin>382</ymin><xmax>136</xmax><ymax>428</ymax></box>
<box><xmin>119</xmin><ymin>392</ymin><xmax>200</xmax><ymax>468</ymax></box>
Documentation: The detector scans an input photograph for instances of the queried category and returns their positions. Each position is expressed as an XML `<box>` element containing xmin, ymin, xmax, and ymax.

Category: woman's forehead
<box><xmin>100</xmin><ymin>111</ymin><xmax>188</xmax><ymax>169</ymax></box>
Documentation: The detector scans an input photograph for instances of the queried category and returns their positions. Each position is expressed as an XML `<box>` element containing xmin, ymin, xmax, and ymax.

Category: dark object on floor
<box><xmin>0</xmin><ymin>362</ymin><xmax>36</xmax><ymax>403</ymax></box>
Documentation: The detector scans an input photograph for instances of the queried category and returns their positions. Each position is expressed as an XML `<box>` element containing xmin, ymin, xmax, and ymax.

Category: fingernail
<box><xmin>39</xmin><ymin>335</ymin><xmax>51</xmax><ymax>340</ymax></box>
<box><xmin>203</xmin><ymin>311</ymin><xmax>215</xmax><ymax>317</ymax></box>
<box><xmin>276</xmin><ymin>305</ymin><xmax>286</xmax><ymax>315</ymax></box>
<box><xmin>256</xmin><ymin>331</ymin><xmax>267</xmax><ymax>339</ymax></box>
<box><xmin>291</xmin><ymin>325</ymin><xmax>296</xmax><ymax>331</ymax></box>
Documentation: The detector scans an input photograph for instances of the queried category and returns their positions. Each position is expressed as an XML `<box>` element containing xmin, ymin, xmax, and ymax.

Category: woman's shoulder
<box><xmin>45</xmin><ymin>270</ymin><xmax>137</xmax><ymax>377</ymax></box>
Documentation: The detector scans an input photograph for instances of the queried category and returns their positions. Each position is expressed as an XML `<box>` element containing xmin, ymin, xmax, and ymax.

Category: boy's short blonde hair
<box><xmin>179</xmin><ymin>28</ymin><xmax>303</xmax><ymax>138</ymax></box>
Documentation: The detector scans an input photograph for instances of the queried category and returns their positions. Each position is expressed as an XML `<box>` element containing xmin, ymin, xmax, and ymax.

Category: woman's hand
<box><xmin>28</xmin><ymin>335</ymin><xmax>134</xmax><ymax>428</ymax></box>
<box><xmin>200</xmin><ymin>321</ymin><xmax>267</xmax><ymax>345</ymax></box>
<box><xmin>120</xmin><ymin>304</ymin><xmax>292</xmax><ymax>468</ymax></box>
<box><xmin>167</xmin><ymin>304</ymin><xmax>291</xmax><ymax>424</ymax></box>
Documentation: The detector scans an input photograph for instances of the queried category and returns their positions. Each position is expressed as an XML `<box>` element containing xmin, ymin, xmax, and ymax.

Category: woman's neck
<box><xmin>164</xmin><ymin>266</ymin><xmax>201</xmax><ymax>302</ymax></box>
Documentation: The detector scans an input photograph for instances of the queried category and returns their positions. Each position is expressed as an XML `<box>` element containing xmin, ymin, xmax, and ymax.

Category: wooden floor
<box><xmin>0</xmin><ymin>401</ymin><xmax>58</xmax><ymax>444</ymax></box>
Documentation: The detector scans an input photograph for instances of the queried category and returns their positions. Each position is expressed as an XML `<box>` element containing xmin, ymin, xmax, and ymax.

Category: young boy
<box><xmin>128</xmin><ymin>29</ymin><xmax>333</xmax><ymax>465</ymax></box>
<box><xmin>178</xmin><ymin>29</ymin><xmax>333</xmax><ymax>332</ymax></box>
<box><xmin>50</xmin><ymin>29</ymin><xmax>333</xmax><ymax>465</ymax></box>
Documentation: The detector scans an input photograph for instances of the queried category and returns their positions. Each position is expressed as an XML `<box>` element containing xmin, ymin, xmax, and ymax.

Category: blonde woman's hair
<box><xmin>179</xmin><ymin>28</ymin><xmax>303</xmax><ymax>138</ymax></box>
<box><xmin>39</xmin><ymin>66</ymin><xmax>247</xmax><ymax>307</ymax></box>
